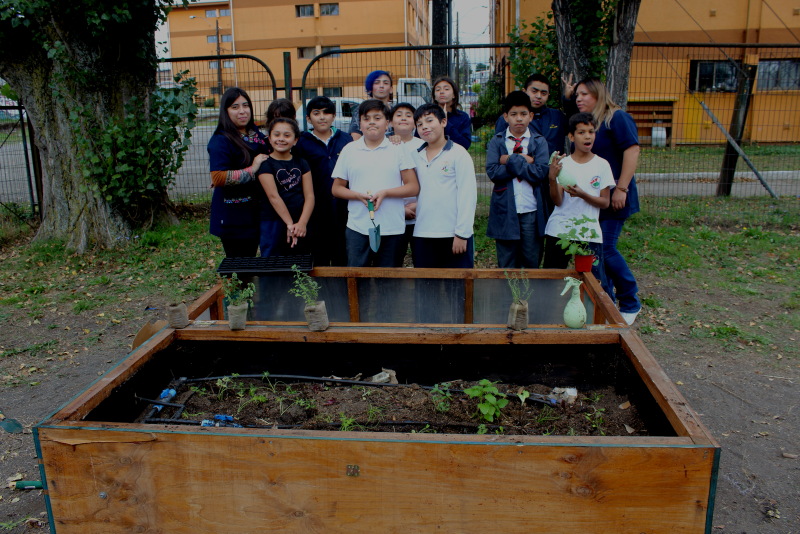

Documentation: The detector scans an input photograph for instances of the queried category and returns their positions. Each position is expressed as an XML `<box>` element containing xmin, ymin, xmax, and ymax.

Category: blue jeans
<box><xmin>495</xmin><ymin>211</ymin><xmax>542</xmax><ymax>268</ymax></box>
<box><xmin>600</xmin><ymin>218</ymin><xmax>640</xmax><ymax>313</ymax></box>
<box><xmin>346</xmin><ymin>228</ymin><xmax>403</xmax><ymax>267</ymax></box>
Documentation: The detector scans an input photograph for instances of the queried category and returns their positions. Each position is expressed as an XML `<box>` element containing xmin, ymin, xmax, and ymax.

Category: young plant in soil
<box><xmin>289</xmin><ymin>265</ymin><xmax>329</xmax><ymax>331</ymax></box>
<box><xmin>464</xmin><ymin>379</ymin><xmax>509</xmax><ymax>423</ymax></box>
<box><xmin>430</xmin><ymin>382</ymin><xmax>452</xmax><ymax>413</ymax></box>
<box><xmin>505</xmin><ymin>269</ymin><xmax>532</xmax><ymax>331</ymax></box>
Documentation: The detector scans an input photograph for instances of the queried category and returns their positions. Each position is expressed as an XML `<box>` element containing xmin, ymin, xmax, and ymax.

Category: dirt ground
<box><xmin>0</xmin><ymin>272</ymin><xmax>798</xmax><ymax>532</ymax></box>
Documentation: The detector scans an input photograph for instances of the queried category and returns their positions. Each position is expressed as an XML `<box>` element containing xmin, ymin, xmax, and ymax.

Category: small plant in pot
<box><xmin>221</xmin><ymin>273</ymin><xmax>255</xmax><ymax>331</ymax></box>
<box><xmin>555</xmin><ymin>215</ymin><xmax>600</xmax><ymax>273</ymax></box>
<box><xmin>289</xmin><ymin>265</ymin><xmax>329</xmax><ymax>332</ymax></box>
<box><xmin>505</xmin><ymin>269</ymin><xmax>532</xmax><ymax>331</ymax></box>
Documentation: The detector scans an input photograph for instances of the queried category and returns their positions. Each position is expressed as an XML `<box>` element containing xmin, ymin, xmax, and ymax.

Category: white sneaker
<box><xmin>620</xmin><ymin>309</ymin><xmax>641</xmax><ymax>325</ymax></box>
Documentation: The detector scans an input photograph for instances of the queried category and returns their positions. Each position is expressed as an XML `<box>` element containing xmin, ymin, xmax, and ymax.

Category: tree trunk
<box><xmin>0</xmin><ymin>2</ymin><xmax>178</xmax><ymax>252</ymax></box>
<box><xmin>431</xmin><ymin>0</ymin><xmax>450</xmax><ymax>80</ymax></box>
<box><xmin>605</xmin><ymin>0</ymin><xmax>642</xmax><ymax>109</ymax></box>
<box><xmin>552</xmin><ymin>0</ymin><xmax>592</xmax><ymax>83</ymax></box>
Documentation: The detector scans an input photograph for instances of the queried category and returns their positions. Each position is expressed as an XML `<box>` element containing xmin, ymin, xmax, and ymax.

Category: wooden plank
<box><xmin>186</xmin><ymin>285</ymin><xmax>223</xmax><ymax>320</ymax></box>
<box><xmin>619</xmin><ymin>330</ymin><xmax>719</xmax><ymax>446</ymax></box>
<box><xmin>580</xmin><ymin>272</ymin><xmax>624</xmax><ymax>325</ymax></box>
<box><xmin>347</xmin><ymin>277</ymin><xmax>359</xmax><ymax>322</ymax></box>
<box><xmin>52</xmin><ymin>329</ymin><xmax>176</xmax><ymax>422</ymax></box>
<box><xmin>174</xmin><ymin>324</ymin><xmax>623</xmax><ymax>345</ymax></box>
<box><xmin>309</xmin><ymin>266</ymin><xmax>578</xmax><ymax>281</ymax></box>
<box><xmin>38</xmin><ymin>426</ymin><xmax>715</xmax><ymax>533</ymax></box>
<box><xmin>464</xmin><ymin>278</ymin><xmax>474</xmax><ymax>324</ymax></box>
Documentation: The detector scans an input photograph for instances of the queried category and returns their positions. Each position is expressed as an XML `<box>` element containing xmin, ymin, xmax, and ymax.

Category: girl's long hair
<box><xmin>432</xmin><ymin>76</ymin><xmax>460</xmax><ymax>112</ymax></box>
<box><xmin>215</xmin><ymin>87</ymin><xmax>258</xmax><ymax>166</ymax></box>
<box><xmin>577</xmin><ymin>78</ymin><xmax>620</xmax><ymax>127</ymax></box>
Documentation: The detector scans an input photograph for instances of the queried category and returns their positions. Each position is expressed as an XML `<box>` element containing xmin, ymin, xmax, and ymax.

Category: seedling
<box><xmin>555</xmin><ymin>215</ymin><xmax>599</xmax><ymax>257</ymax></box>
<box><xmin>431</xmin><ymin>382</ymin><xmax>452</xmax><ymax>413</ymax></box>
<box><xmin>464</xmin><ymin>379</ymin><xmax>509</xmax><ymax>423</ymax></box>
<box><xmin>411</xmin><ymin>424</ymin><xmax>437</xmax><ymax>434</ymax></box>
<box><xmin>339</xmin><ymin>412</ymin><xmax>360</xmax><ymax>431</ymax></box>
<box><xmin>516</xmin><ymin>389</ymin><xmax>530</xmax><ymax>405</ymax></box>
<box><xmin>476</xmin><ymin>424</ymin><xmax>488</xmax><ymax>435</ymax></box>
<box><xmin>584</xmin><ymin>406</ymin><xmax>606</xmax><ymax>435</ymax></box>
<box><xmin>504</xmin><ymin>269</ymin><xmax>532</xmax><ymax>304</ymax></box>
<box><xmin>294</xmin><ymin>398</ymin><xmax>317</xmax><ymax>411</ymax></box>
<box><xmin>366</xmin><ymin>405</ymin><xmax>383</xmax><ymax>423</ymax></box>
<box><xmin>534</xmin><ymin>405</ymin><xmax>561</xmax><ymax>425</ymax></box>
<box><xmin>221</xmin><ymin>273</ymin><xmax>255</xmax><ymax>306</ymax></box>
<box><xmin>288</xmin><ymin>264</ymin><xmax>320</xmax><ymax>306</ymax></box>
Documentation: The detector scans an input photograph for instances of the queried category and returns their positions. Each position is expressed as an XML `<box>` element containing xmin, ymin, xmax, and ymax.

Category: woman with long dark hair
<box><xmin>207</xmin><ymin>87</ymin><xmax>269</xmax><ymax>257</ymax></box>
<box><xmin>566</xmin><ymin>77</ymin><xmax>642</xmax><ymax>324</ymax></box>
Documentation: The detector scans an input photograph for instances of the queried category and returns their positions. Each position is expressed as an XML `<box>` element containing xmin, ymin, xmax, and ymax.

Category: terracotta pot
<box><xmin>227</xmin><ymin>302</ymin><xmax>249</xmax><ymax>331</ymax></box>
<box><xmin>507</xmin><ymin>300</ymin><xmax>528</xmax><ymax>331</ymax></box>
<box><xmin>304</xmin><ymin>301</ymin><xmax>330</xmax><ymax>332</ymax></box>
<box><xmin>167</xmin><ymin>303</ymin><xmax>189</xmax><ymax>329</ymax></box>
<box><xmin>574</xmin><ymin>254</ymin><xmax>595</xmax><ymax>273</ymax></box>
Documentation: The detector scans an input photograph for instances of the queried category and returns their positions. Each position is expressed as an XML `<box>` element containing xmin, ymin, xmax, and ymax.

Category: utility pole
<box><xmin>216</xmin><ymin>19</ymin><xmax>224</xmax><ymax>98</ymax></box>
<box><xmin>431</xmin><ymin>0</ymin><xmax>450</xmax><ymax>80</ymax></box>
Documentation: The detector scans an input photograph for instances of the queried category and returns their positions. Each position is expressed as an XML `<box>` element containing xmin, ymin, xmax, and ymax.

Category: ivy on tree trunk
<box><xmin>0</xmin><ymin>1</ymin><xmax>193</xmax><ymax>252</ymax></box>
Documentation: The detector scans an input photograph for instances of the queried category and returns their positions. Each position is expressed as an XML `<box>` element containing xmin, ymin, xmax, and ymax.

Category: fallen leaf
<box><xmin>782</xmin><ymin>453</ymin><xmax>798</xmax><ymax>459</ymax></box>
<box><xmin>618</xmin><ymin>401</ymin><xmax>631</xmax><ymax>410</ymax></box>
<box><xmin>7</xmin><ymin>473</ymin><xmax>24</xmax><ymax>483</ymax></box>
<box><xmin>624</xmin><ymin>424</ymin><xmax>635</xmax><ymax>434</ymax></box>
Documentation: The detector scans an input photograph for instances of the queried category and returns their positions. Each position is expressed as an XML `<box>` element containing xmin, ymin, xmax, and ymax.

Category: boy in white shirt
<box><xmin>411</xmin><ymin>103</ymin><xmax>477</xmax><ymax>268</ymax></box>
<box><xmin>331</xmin><ymin>100</ymin><xmax>420</xmax><ymax>267</ymax></box>
<box><xmin>543</xmin><ymin>112</ymin><xmax>615</xmax><ymax>285</ymax></box>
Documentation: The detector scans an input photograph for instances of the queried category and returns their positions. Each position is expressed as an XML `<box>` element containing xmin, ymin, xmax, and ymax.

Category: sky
<box><xmin>453</xmin><ymin>0</ymin><xmax>491</xmax><ymax>44</ymax></box>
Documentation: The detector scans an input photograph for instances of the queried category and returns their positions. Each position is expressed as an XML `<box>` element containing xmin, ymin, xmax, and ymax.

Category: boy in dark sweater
<box><xmin>294</xmin><ymin>96</ymin><xmax>353</xmax><ymax>266</ymax></box>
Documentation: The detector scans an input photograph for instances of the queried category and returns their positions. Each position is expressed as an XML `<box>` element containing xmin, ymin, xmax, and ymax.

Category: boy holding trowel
<box><xmin>331</xmin><ymin>99</ymin><xmax>419</xmax><ymax>267</ymax></box>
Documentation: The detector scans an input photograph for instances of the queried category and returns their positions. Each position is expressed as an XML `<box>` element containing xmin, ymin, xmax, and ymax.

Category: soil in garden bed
<box><xmin>142</xmin><ymin>375</ymin><xmax>650</xmax><ymax>436</ymax></box>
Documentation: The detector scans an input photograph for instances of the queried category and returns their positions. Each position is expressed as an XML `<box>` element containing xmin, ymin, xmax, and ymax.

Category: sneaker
<box><xmin>620</xmin><ymin>309</ymin><xmax>641</xmax><ymax>325</ymax></box>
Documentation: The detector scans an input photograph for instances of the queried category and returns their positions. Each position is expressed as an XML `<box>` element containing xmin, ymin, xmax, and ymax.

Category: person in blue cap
<box><xmin>349</xmin><ymin>70</ymin><xmax>394</xmax><ymax>140</ymax></box>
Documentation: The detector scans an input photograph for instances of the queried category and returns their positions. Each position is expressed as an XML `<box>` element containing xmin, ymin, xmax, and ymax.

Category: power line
<box><xmin>761</xmin><ymin>0</ymin><xmax>800</xmax><ymax>44</ymax></box>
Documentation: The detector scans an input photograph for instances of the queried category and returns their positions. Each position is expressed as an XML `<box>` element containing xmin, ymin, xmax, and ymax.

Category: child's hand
<box><xmin>292</xmin><ymin>221</ymin><xmax>307</xmax><ymax>238</ymax></box>
<box><xmin>564</xmin><ymin>184</ymin><xmax>587</xmax><ymax>199</ymax></box>
<box><xmin>388</xmin><ymin>134</ymin><xmax>403</xmax><ymax>145</ymax></box>
<box><xmin>499</xmin><ymin>154</ymin><xmax>509</xmax><ymax>165</ymax></box>
<box><xmin>355</xmin><ymin>191</ymin><xmax>372</xmax><ymax>209</ymax></box>
<box><xmin>250</xmin><ymin>154</ymin><xmax>268</xmax><ymax>173</ymax></box>
<box><xmin>286</xmin><ymin>226</ymin><xmax>298</xmax><ymax>248</ymax></box>
<box><xmin>404</xmin><ymin>202</ymin><xmax>417</xmax><ymax>220</ymax></box>
<box><xmin>521</xmin><ymin>154</ymin><xmax>534</xmax><ymax>164</ymax></box>
<box><xmin>549</xmin><ymin>153</ymin><xmax>564</xmax><ymax>181</ymax></box>
<box><xmin>371</xmin><ymin>190</ymin><xmax>388</xmax><ymax>211</ymax></box>
<box><xmin>611</xmin><ymin>188</ymin><xmax>628</xmax><ymax>210</ymax></box>
<box><xmin>562</xmin><ymin>74</ymin><xmax>576</xmax><ymax>99</ymax></box>
<box><xmin>452</xmin><ymin>236</ymin><xmax>467</xmax><ymax>255</ymax></box>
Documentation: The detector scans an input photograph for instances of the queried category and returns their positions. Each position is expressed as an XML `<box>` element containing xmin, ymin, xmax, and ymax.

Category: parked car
<box><xmin>295</xmin><ymin>97</ymin><xmax>364</xmax><ymax>132</ymax></box>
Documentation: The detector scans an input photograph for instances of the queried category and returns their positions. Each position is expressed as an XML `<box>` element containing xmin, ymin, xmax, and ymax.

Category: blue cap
<box><xmin>365</xmin><ymin>70</ymin><xmax>391</xmax><ymax>95</ymax></box>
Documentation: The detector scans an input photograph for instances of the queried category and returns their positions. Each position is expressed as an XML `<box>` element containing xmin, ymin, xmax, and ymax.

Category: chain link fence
<box><xmin>0</xmin><ymin>105</ymin><xmax>37</xmax><ymax>220</ymax></box>
<box><xmin>159</xmin><ymin>54</ymin><xmax>278</xmax><ymax>201</ymax></box>
<box><xmin>2</xmin><ymin>45</ymin><xmax>798</xmax><ymax>224</ymax></box>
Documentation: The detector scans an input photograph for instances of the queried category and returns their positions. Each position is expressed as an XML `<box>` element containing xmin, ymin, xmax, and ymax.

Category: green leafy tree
<box><xmin>508</xmin><ymin>0</ymin><xmax>641</xmax><ymax>107</ymax></box>
<box><xmin>0</xmin><ymin>1</ymin><xmax>196</xmax><ymax>251</ymax></box>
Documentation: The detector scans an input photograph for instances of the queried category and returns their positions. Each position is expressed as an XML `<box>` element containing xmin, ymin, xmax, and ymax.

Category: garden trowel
<box><xmin>367</xmin><ymin>193</ymin><xmax>381</xmax><ymax>252</ymax></box>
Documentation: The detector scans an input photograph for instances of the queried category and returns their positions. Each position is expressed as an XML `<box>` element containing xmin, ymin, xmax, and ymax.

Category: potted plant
<box><xmin>289</xmin><ymin>265</ymin><xmax>329</xmax><ymax>332</ymax></box>
<box><xmin>167</xmin><ymin>301</ymin><xmax>189</xmax><ymax>329</ymax></box>
<box><xmin>221</xmin><ymin>273</ymin><xmax>255</xmax><ymax>331</ymax></box>
<box><xmin>555</xmin><ymin>215</ymin><xmax>600</xmax><ymax>273</ymax></box>
<box><xmin>505</xmin><ymin>269</ymin><xmax>532</xmax><ymax>331</ymax></box>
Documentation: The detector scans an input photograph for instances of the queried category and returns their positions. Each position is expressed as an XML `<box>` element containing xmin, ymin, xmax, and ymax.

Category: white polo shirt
<box><xmin>504</xmin><ymin>127</ymin><xmax>537</xmax><ymax>214</ymax></box>
<box><xmin>412</xmin><ymin>139</ymin><xmax>477</xmax><ymax>239</ymax></box>
<box><xmin>332</xmin><ymin>136</ymin><xmax>414</xmax><ymax>236</ymax></box>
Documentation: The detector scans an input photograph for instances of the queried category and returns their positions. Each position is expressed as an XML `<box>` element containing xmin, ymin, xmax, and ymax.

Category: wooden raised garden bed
<box><xmin>34</xmin><ymin>268</ymin><xmax>719</xmax><ymax>533</ymax></box>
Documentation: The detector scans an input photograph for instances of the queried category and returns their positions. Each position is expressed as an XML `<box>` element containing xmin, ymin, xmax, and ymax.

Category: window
<box><xmin>341</xmin><ymin>100</ymin><xmax>359</xmax><ymax>118</ymax></box>
<box><xmin>298</xmin><ymin>46</ymin><xmax>316</xmax><ymax>59</ymax></box>
<box><xmin>303</xmin><ymin>88</ymin><xmax>318</xmax><ymax>100</ymax></box>
<box><xmin>205</xmin><ymin>9</ymin><xmax>217</xmax><ymax>17</ymax></box>
<box><xmin>296</xmin><ymin>4</ymin><xmax>314</xmax><ymax>17</ymax></box>
<box><xmin>320</xmin><ymin>3</ymin><xmax>339</xmax><ymax>16</ymax></box>
<box><xmin>207</xmin><ymin>35</ymin><xmax>217</xmax><ymax>44</ymax></box>
<box><xmin>220</xmin><ymin>8</ymin><xmax>231</xmax><ymax>16</ymax></box>
<box><xmin>210</xmin><ymin>87</ymin><xmax>221</xmax><ymax>95</ymax></box>
<box><xmin>221</xmin><ymin>34</ymin><xmax>233</xmax><ymax>43</ymax></box>
<box><xmin>321</xmin><ymin>45</ymin><xmax>340</xmax><ymax>58</ymax></box>
<box><xmin>323</xmin><ymin>87</ymin><xmax>342</xmax><ymax>97</ymax></box>
<box><xmin>758</xmin><ymin>59</ymin><xmax>800</xmax><ymax>90</ymax></box>
<box><xmin>689</xmin><ymin>60</ymin><xmax>740</xmax><ymax>92</ymax></box>
<box><xmin>223</xmin><ymin>60</ymin><xmax>235</xmax><ymax>69</ymax></box>
<box><xmin>209</xmin><ymin>61</ymin><xmax>219</xmax><ymax>69</ymax></box>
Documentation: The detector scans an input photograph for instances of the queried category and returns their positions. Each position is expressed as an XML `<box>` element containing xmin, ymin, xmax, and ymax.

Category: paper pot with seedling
<box><xmin>556</xmin><ymin>215</ymin><xmax>600</xmax><ymax>272</ymax></box>
<box><xmin>221</xmin><ymin>273</ymin><xmax>255</xmax><ymax>331</ymax></box>
<box><xmin>289</xmin><ymin>265</ymin><xmax>329</xmax><ymax>331</ymax></box>
<box><xmin>505</xmin><ymin>269</ymin><xmax>532</xmax><ymax>331</ymax></box>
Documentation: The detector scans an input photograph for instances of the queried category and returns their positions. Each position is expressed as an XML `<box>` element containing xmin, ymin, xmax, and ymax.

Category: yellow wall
<box><xmin>492</xmin><ymin>0</ymin><xmax>800</xmax><ymax>144</ymax></box>
<box><xmin>167</xmin><ymin>0</ymin><xmax>429</xmax><ymax>104</ymax></box>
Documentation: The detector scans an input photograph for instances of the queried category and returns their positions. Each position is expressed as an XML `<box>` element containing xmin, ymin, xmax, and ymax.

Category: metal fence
<box><xmin>158</xmin><ymin>54</ymin><xmax>278</xmax><ymax>201</ymax></box>
<box><xmin>2</xmin><ymin>44</ymin><xmax>798</xmax><ymax>224</ymax></box>
<box><xmin>0</xmin><ymin>105</ymin><xmax>37</xmax><ymax>220</ymax></box>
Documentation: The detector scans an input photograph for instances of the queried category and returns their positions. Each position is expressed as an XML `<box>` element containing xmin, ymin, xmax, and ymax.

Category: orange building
<box><xmin>164</xmin><ymin>0</ymin><xmax>430</xmax><ymax>106</ymax></box>
<box><xmin>491</xmin><ymin>0</ymin><xmax>800</xmax><ymax>144</ymax></box>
